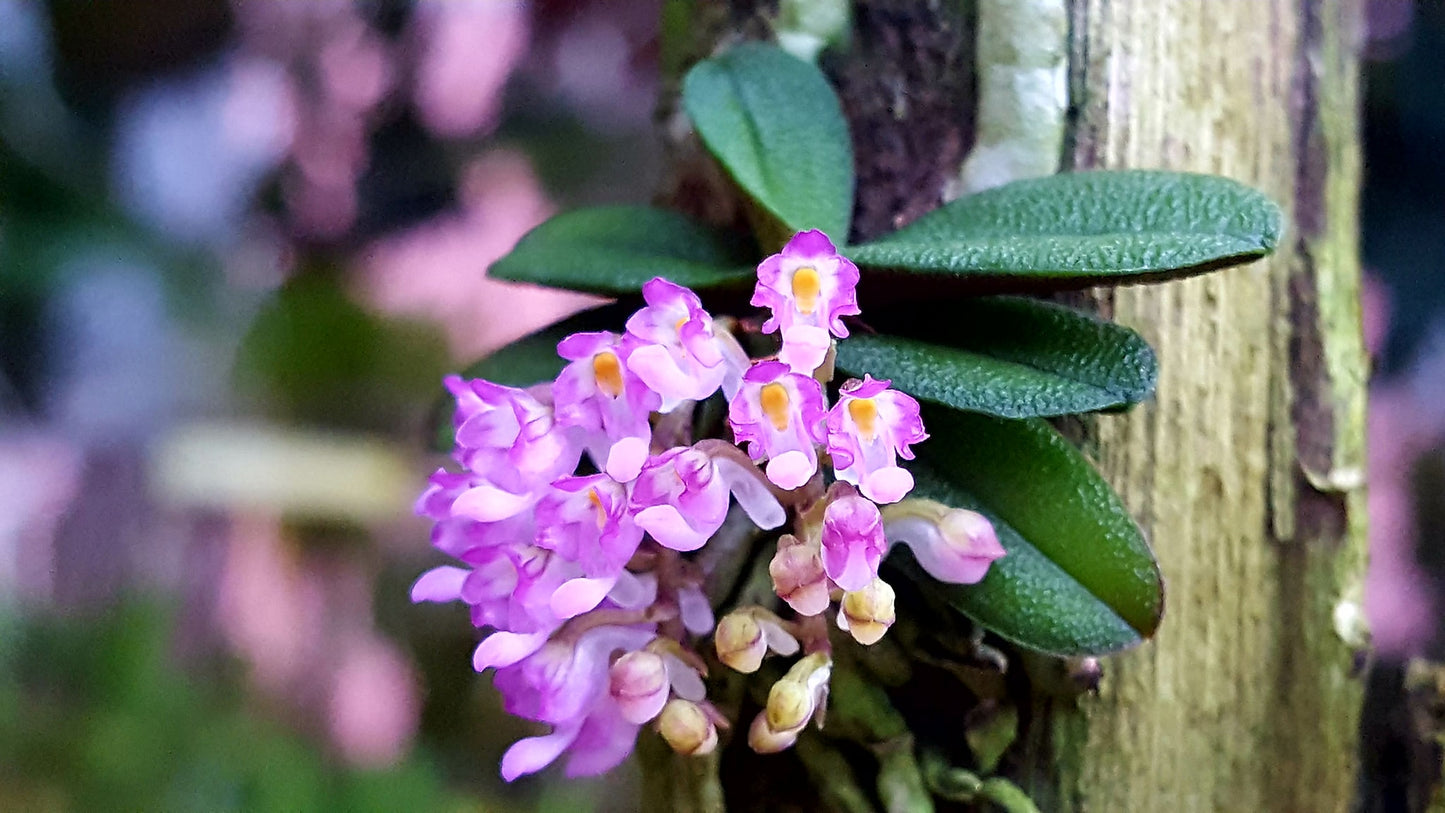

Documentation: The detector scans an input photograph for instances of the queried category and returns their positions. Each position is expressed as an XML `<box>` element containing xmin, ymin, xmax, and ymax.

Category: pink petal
<box><xmin>766</xmin><ymin>450</ymin><xmax>816</xmax><ymax>490</ymax></box>
<box><xmin>676</xmin><ymin>585</ymin><xmax>716</xmax><ymax>636</ymax></box>
<box><xmin>759</xmin><ymin>617</ymin><xmax>802</xmax><ymax>656</ymax></box>
<box><xmin>827</xmin><ymin>543</ymin><xmax>877</xmax><ymax>592</ymax></box>
<box><xmin>628</xmin><ymin>345</ymin><xmax>701</xmax><ymax>411</ymax></box>
<box><xmin>785</xmin><ymin>229</ymin><xmax>837</xmax><ymax>257</ymax></box>
<box><xmin>777</xmin><ymin>324</ymin><xmax>831</xmax><ymax>374</ymax></box>
<box><xmin>452</xmin><ymin>484</ymin><xmax>533</xmax><ymax>521</ymax></box>
<box><xmin>615</xmin><ymin>685</ymin><xmax>669</xmax><ymax>726</ymax></box>
<box><xmin>860</xmin><ymin>467</ymin><xmax>915</xmax><ymax>504</ymax></box>
<box><xmin>410</xmin><ymin>566</ymin><xmax>468</xmax><ymax>602</ymax></box>
<box><xmin>664</xmin><ymin>654</ymin><xmax>707</xmax><ymax>701</ymax></box>
<box><xmin>563</xmin><ymin>706</ymin><xmax>640</xmax><ymax>777</ymax></box>
<box><xmin>501</xmin><ymin>724</ymin><xmax>581</xmax><ymax>781</ymax></box>
<box><xmin>635</xmin><ymin>504</ymin><xmax>710</xmax><ymax>551</ymax></box>
<box><xmin>604</xmin><ymin>436</ymin><xmax>649</xmax><ymax>482</ymax></box>
<box><xmin>551</xmin><ymin>576</ymin><xmax>617</xmax><ymax>618</ymax></box>
<box><xmin>607</xmin><ymin>570</ymin><xmax>656</xmax><ymax>609</ymax></box>
<box><xmin>714</xmin><ymin>456</ymin><xmax>786</xmax><ymax>529</ymax></box>
<box><xmin>781</xmin><ymin>581</ymin><xmax>832</xmax><ymax>617</ymax></box>
<box><xmin>473</xmin><ymin>630</ymin><xmax>551</xmax><ymax>671</ymax></box>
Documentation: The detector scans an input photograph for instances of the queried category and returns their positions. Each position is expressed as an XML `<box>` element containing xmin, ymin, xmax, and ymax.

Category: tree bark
<box><xmin>653</xmin><ymin>0</ymin><xmax>1369</xmax><ymax>809</ymax></box>
<box><xmin>1032</xmin><ymin>2</ymin><xmax>1368</xmax><ymax>810</ymax></box>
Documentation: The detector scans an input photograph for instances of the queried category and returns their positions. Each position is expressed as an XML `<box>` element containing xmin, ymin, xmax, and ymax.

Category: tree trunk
<box><xmin>1023</xmin><ymin>1</ymin><xmax>1368</xmax><ymax>810</ymax></box>
<box><xmin>653</xmin><ymin>0</ymin><xmax>1369</xmax><ymax>809</ymax></box>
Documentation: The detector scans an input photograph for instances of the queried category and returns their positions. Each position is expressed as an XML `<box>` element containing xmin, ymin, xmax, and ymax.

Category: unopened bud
<box><xmin>610</xmin><ymin>651</ymin><xmax>670</xmax><ymax>724</ymax></box>
<box><xmin>769</xmin><ymin>534</ymin><xmax>831</xmax><ymax>616</ymax></box>
<box><xmin>755</xmin><ymin>651</ymin><xmax>832</xmax><ymax>753</ymax></box>
<box><xmin>658</xmin><ymin>699</ymin><xmax>718</xmax><ymax>756</ymax></box>
<box><xmin>715</xmin><ymin>610</ymin><xmax>767</xmax><ymax>673</ymax></box>
<box><xmin>748</xmin><ymin>709</ymin><xmax>801</xmax><ymax>754</ymax></box>
<box><xmin>766</xmin><ymin>678</ymin><xmax>813</xmax><ymax>732</ymax></box>
<box><xmin>882</xmin><ymin>501</ymin><xmax>1007</xmax><ymax>586</ymax></box>
<box><xmin>838</xmin><ymin>577</ymin><xmax>896</xmax><ymax>645</ymax></box>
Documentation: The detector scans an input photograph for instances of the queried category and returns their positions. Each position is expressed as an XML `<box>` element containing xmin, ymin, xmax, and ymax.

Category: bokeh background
<box><xmin>1</xmin><ymin>1</ymin><xmax>1442</xmax><ymax>810</ymax></box>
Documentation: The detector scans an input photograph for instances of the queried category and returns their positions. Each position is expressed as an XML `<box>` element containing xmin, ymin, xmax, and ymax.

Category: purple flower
<box><xmin>630</xmin><ymin>446</ymin><xmax>786</xmax><ymax>552</ymax></box>
<box><xmin>446</xmin><ymin>376</ymin><xmax>580</xmax><ymax>511</ymax></box>
<box><xmin>412</xmin><ymin>539</ymin><xmax>573</xmax><ymax>638</ymax></box>
<box><xmin>495</xmin><ymin>624</ymin><xmax>655</xmax><ymax>780</ymax></box>
<box><xmin>728</xmin><ymin>361</ymin><xmax>828</xmax><ymax>490</ymax></box>
<box><xmin>625</xmin><ymin>278</ymin><xmax>750</xmax><ymax>412</ymax></box>
<box><xmin>820</xmin><ymin>490</ymin><xmax>887</xmax><ymax>591</ymax></box>
<box><xmin>752</xmin><ymin>230</ymin><xmax>861</xmax><ymax>373</ymax></box>
<box><xmin>535</xmin><ymin>475</ymin><xmax>641</xmax><ymax>576</ymax></box>
<box><xmin>534</xmin><ymin>474</ymin><xmax>646</xmax><ymax>618</ymax></box>
<box><xmin>826</xmin><ymin>376</ymin><xmax>927</xmax><ymax>504</ymax></box>
<box><xmin>553</xmin><ymin>331</ymin><xmax>659</xmax><ymax>482</ymax></box>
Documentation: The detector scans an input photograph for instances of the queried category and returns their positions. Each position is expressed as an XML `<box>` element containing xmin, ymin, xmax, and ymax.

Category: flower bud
<box><xmin>748</xmin><ymin>709</ymin><xmax>801</xmax><ymax>754</ymax></box>
<box><xmin>658</xmin><ymin>699</ymin><xmax>718</xmax><ymax>756</ymax></box>
<box><xmin>715</xmin><ymin>610</ymin><xmax>767</xmax><ymax>673</ymax></box>
<box><xmin>881</xmin><ymin>500</ymin><xmax>1006</xmax><ymax>586</ymax></box>
<box><xmin>838</xmin><ymin>577</ymin><xmax>896</xmax><ymax>645</ymax></box>
<box><xmin>752</xmin><ymin>651</ymin><xmax>832</xmax><ymax>754</ymax></box>
<box><xmin>769</xmin><ymin>534</ymin><xmax>831</xmax><ymax>616</ymax></box>
<box><xmin>609</xmin><ymin>650</ymin><xmax>670</xmax><ymax>724</ymax></box>
<box><xmin>765</xmin><ymin>678</ymin><xmax>813</xmax><ymax>732</ymax></box>
<box><xmin>820</xmin><ymin>491</ymin><xmax>887</xmax><ymax>591</ymax></box>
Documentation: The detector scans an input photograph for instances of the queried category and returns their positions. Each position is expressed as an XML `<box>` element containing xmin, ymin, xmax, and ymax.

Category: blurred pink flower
<box><xmin>0</xmin><ymin>434</ymin><xmax>82</xmax><ymax>600</ymax></box>
<box><xmin>412</xmin><ymin>1</ymin><xmax>529</xmax><ymax>138</ymax></box>
<box><xmin>357</xmin><ymin>150</ymin><xmax>604</xmax><ymax>357</ymax></box>
<box><xmin>328</xmin><ymin>634</ymin><xmax>421</xmax><ymax>768</ymax></box>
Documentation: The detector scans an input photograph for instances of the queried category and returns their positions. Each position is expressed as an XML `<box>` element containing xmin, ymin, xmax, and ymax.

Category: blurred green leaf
<box><xmin>892</xmin><ymin>407</ymin><xmax>1162</xmax><ymax>655</ymax></box>
<box><xmin>847</xmin><ymin>170</ymin><xmax>1281</xmax><ymax>285</ymax></box>
<box><xmin>836</xmin><ymin>297</ymin><xmax>1157</xmax><ymax>418</ymax></box>
<box><xmin>489</xmin><ymin>206</ymin><xmax>755</xmax><ymax>295</ymax></box>
<box><xmin>235</xmin><ymin>274</ymin><xmax>447</xmax><ymax>432</ymax></box>
<box><xmin>0</xmin><ymin>601</ymin><xmax>467</xmax><ymax>812</ymax></box>
<box><xmin>682</xmin><ymin>43</ymin><xmax>855</xmax><ymax>238</ymax></box>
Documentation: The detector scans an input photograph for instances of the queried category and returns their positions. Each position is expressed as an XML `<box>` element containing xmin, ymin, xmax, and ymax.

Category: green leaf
<box><xmin>847</xmin><ymin>170</ymin><xmax>1282</xmax><ymax>285</ymax></box>
<box><xmin>489</xmin><ymin>206</ymin><xmax>755</xmax><ymax>295</ymax></box>
<box><xmin>682</xmin><ymin>43</ymin><xmax>854</xmax><ymax>239</ymax></box>
<box><xmin>428</xmin><ymin>303</ymin><xmax>635</xmax><ymax>451</ymax></box>
<box><xmin>835</xmin><ymin>297</ymin><xmax>1157</xmax><ymax>418</ymax></box>
<box><xmin>891</xmin><ymin>407</ymin><xmax>1162</xmax><ymax>655</ymax></box>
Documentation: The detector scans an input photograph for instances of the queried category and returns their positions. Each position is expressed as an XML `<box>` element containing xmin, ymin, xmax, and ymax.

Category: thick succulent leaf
<box><xmin>847</xmin><ymin>170</ymin><xmax>1282</xmax><ymax>285</ymax></box>
<box><xmin>428</xmin><ymin>303</ymin><xmax>636</xmax><ymax>451</ymax></box>
<box><xmin>488</xmin><ymin>206</ymin><xmax>755</xmax><ymax>295</ymax></box>
<box><xmin>682</xmin><ymin>43</ymin><xmax>854</xmax><ymax>239</ymax></box>
<box><xmin>892</xmin><ymin>407</ymin><xmax>1162</xmax><ymax>655</ymax></box>
<box><xmin>835</xmin><ymin>297</ymin><xmax>1157</xmax><ymax>418</ymax></box>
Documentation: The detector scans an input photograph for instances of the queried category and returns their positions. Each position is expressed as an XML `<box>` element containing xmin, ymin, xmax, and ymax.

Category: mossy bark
<box><xmin>653</xmin><ymin>0</ymin><xmax>1369</xmax><ymax>809</ymax></box>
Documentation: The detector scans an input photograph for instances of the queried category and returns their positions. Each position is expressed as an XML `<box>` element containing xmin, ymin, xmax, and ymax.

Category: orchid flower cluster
<box><xmin>412</xmin><ymin>230</ymin><xmax>1007</xmax><ymax>780</ymax></box>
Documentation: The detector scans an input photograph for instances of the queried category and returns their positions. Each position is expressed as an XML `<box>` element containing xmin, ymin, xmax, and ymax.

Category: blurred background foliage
<box><xmin>1</xmin><ymin>0</ymin><xmax>1444</xmax><ymax>810</ymax></box>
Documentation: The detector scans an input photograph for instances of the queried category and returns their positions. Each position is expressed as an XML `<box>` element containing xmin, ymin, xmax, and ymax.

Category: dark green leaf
<box><xmin>890</xmin><ymin>407</ymin><xmax>1162</xmax><ymax>655</ymax></box>
<box><xmin>489</xmin><ymin>206</ymin><xmax>755</xmax><ymax>295</ymax></box>
<box><xmin>428</xmin><ymin>303</ymin><xmax>635</xmax><ymax>451</ymax></box>
<box><xmin>835</xmin><ymin>297</ymin><xmax>1157</xmax><ymax>418</ymax></box>
<box><xmin>847</xmin><ymin>170</ymin><xmax>1282</xmax><ymax>285</ymax></box>
<box><xmin>682</xmin><ymin>43</ymin><xmax>854</xmax><ymax>238</ymax></box>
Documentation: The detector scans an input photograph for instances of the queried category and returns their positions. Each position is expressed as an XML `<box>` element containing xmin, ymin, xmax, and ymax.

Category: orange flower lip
<box><xmin>790</xmin><ymin>266</ymin><xmax>821</xmax><ymax>314</ymax></box>
<box><xmin>592</xmin><ymin>350</ymin><xmax>625</xmax><ymax>397</ymax></box>
<box><xmin>846</xmin><ymin>397</ymin><xmax>878</xmax><ymax>439</ymax></box>
<box><xmin>760</xmin><ymin>381</ymin><xmax>792</xmax><ymax>431</ymax></box>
